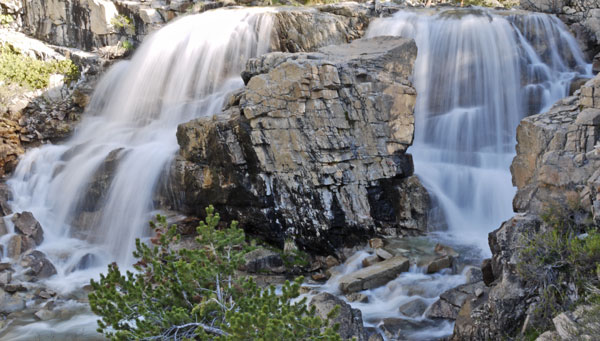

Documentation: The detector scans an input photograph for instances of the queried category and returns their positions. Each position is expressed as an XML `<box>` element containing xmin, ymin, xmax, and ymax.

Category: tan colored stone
<box><xmin>369</xmin><ymin>238</ymin><xmax>384</xmax><ymax>249</ymax></box>
<box><xmin>338</xmin><ymin>256</ymin><xmax>410</xmax><ymax>293</ymax></box>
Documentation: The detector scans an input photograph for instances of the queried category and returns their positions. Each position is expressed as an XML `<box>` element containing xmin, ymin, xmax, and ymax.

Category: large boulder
<box><xmin>171</xmin><ymin>36</ymin><xmax>426</xmax><ymax>255</ymax></box>
<box><xmin>309</xmin><ymin>292</ymin><xmax>367</xmax><ymax>341</ymax></box>
<box><xmin>427</xmin><ymin>281</ymin><xmax>487</xmax><ymax>320</ymax></box>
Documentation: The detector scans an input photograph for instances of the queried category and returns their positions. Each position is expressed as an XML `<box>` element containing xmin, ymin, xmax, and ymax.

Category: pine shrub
<box><xmin>89</xmin><ymin>206</ymin><xmax>341</xmax><ymax>340</ymax></box>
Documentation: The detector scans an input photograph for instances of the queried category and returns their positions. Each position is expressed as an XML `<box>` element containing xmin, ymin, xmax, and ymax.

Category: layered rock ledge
<box><xmin>15</xmin><ymin>0</ymin><xmax>373</xmax><ymax>51</ymax></box>
<box><xmin>452</xmin><ymin>74</ymin><xmax>600</xmax><ymax>340</ymax></box>
<box><xmin>170</xmin><ymin>36</ymin><xmax>429</xmax><ymax>255</ymax></box>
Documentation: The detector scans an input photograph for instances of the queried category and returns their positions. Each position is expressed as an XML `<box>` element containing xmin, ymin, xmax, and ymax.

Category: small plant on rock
<box><xmin>0</xmin><ymin>44</ymin><xmax>80</xmax><ymax>89</ymax></box>
<box><xmin>0</xmin><ymin>14</ymin><xmax>13</xmax><ymax>27</ymax></box>
<box><xmin>517</xmin><ymin>205</ymin><xmax>600</xmax><ymax>332</ymax></box>
<box><xmin>89</xmin><ymin>206</ymin><xmax>341</xmax><ymax>340</ymax></box>
<box><xmin>111</xmin><ymin>15</ymin><xmax>135</xmax><ymax>35</ymax></box>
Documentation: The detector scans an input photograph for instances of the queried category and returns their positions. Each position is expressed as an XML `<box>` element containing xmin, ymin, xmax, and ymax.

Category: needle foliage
<box><xmin>89</xmin><ymin>205</ymin><xmax>341</xmax><ymax>340</ymax></box>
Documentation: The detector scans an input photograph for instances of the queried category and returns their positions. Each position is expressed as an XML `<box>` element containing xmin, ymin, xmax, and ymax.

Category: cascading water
<box><xmin>0</xmin><ymin>5</ymin><xmax>593</xmax><ymax>340</ymax></box>
<box><xmin>7</xmin><ymin>8</ymin><xmax>273</xmax><ymax>267</ymax></box>
<box><xmin>309</xmin><ymin>8</ymin><xmax>591</xmax><ymax>341</ymax></box>
<box><xmin>0</xmin><ymin>8</ymin><xmax>273</xmax><ymax>338</ymax></box>
<box><xmin>366</xmin><ymin>8</ymin><xmax>591</xmax><ymax>254</ymax></box>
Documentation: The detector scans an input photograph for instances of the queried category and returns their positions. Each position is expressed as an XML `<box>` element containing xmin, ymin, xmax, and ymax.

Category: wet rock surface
<box><xmin>427</xmin><ymin>281</ymin><xmax>487</xmax><ymax>320</ymax></box>
<box><xmin>172</xmin><ymin>36</ymin><xmax>426</xmax><ymax>255</ymax></box>
<box><xmin>338</xmin><ymin>256</ymin><xmax>410</xmax><ymax>293</ymax></box>
<box><xmin>512</xmin><ymin>75</ymin><xmax>600</xmax><ymax>222</ymax></box>
<box><xmin>20</xmin><ymin>250</ymin><xmax>57</xmax><ymax>279</ymax></box>
<box><xmin>18</xmin><ymin>1</ymin><xmax>374</xmax><ymax>52</ymax></box>
<box><xmin>11</xmin><ymin>211</ymin><xmax>44</xmax><ymax>245</ymax></box>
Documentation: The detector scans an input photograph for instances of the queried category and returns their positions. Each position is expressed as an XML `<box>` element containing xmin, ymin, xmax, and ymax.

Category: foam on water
<box><xmin>308</xmin><ymin>8</ymin><xmax>592</xmax><ymax>340</ymax></box>
<box><xmin>367</xmin><ymin>8</ymin><xmax>591</xmax><ymax>255</ymax></box>
<box><xmin>2</xmin><ymin>7</ymin><xmax>274</xmax><ymax>337</ymax></box>
<box><xmin>1</xmin><ymin>5</ymin><xmax>593</xmax><ymax>340</ymax></box>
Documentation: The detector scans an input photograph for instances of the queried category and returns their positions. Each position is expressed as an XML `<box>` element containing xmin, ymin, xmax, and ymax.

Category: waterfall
<box><xmin>5</xmin><ymin>8</ymin><xmax>274</xmax><ymax>283</ymax></box>
<box><xmin>367</xmin><ymin>9</ymin><xmax>591</xmax><ymax>254</ymax></box>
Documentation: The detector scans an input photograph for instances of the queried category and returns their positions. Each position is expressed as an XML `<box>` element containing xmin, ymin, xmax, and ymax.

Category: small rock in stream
<box><xmin>346</xmin><ymin>292</ymin><xmax>369</xmax><ymax>303</ymax></box>
<box><xmin>375</xmin><ymin>248</ymin><xmax>393</xmax><ymax>260</ymax></box>
<box><xmin>339</xmin><ymin>256</ymin><xmax>410</xmax><ymax>293</ymax></box>
<box><xmin>425</xmin><ymin>255</ymin><xmax>453</xmax><ymax>274</ymax></box>
<box><xmin>4</xmin><ymin>283</ymin><xmax>26</xmax><ymax>293</ymax></box>
<box><xmin>242</xmin><ymin>248</ymin><xmax>283</xmax><ymax>273</ymax></box>
<box><xmin>464</xmin><ymin>266</ymin><xmax>484</xmax><ymax>284</ymax></box>
<box><xmin>11</xmin><ymin>211</ymin><xmax>44</xmax><ymax>245</ymax></box>
<box><xmin>310</xmin><ymin>292</ymin><xmax>367</xmax><ymax>340</ymax></box>
<box><xmin>21</xmin><ymin>250</ymin><xmax>57</xmax><ymax>279</ymax></box>
<box><xmin>0</xmin><ymin>292</ymin><xmax>25</xmax><ymax>314</ymax></box>
<box><xmin>0</xmin><ymin>271</ymin><xmax>11</xmax><ymax>286</ymax></box>
<box><xmin>362</xmin><ymin>254</ymin><xmax>380</xmax><ymax>267</ymax></box>
<box><xmin>369</xmin><ymin>238</ymin><xmax>384</xmax><ymax>249</ymax></box>
<box><xmin>398</xmin><ymin>298</ymin><xmax>429</xmax><ymax>318</ymax></box>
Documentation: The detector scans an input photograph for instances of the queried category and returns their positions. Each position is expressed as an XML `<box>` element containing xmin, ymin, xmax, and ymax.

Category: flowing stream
<box><xmin>367</xmin><ymin>8</ymin><xmax>591</xmax><ymax>253</ymax></box>
<box><xmin>1</xmin><ymin>8</ymin><xmax>274</xmax><ymax>339</ymax></box>
<box><xmin>0</xmin><ymin>5</ymin><xmax>593</xmax><ymax>340</ymax></box>
<box><xmin>311</xmin><ymin>8</ymin><xmax>591</xmax><ymax>340</ymax></box>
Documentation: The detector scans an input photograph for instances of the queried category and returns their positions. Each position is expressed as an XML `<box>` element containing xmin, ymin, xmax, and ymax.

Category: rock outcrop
<box><xmin>270</xmin><ymin>5</ymin><xmax>369</xmax><ymax>53</ymax></box>
<box><xmin>171</xmin><ymin>36</ymin><xmax>428</xmax><ymax>255</ymax></box>
<box><xmin>452</xmin><ymin>74</ymin><xmax>600</xmax><ymax>340</ymax></box>
<box><xmin>511</xmin><ymin>75</ymin><xmax>600</xmax><ymax>223</ymax></box>
<box><xmin>18</xmin><ymin>1</ymin><xmax>373</xmax><ymax>52</ymax></box>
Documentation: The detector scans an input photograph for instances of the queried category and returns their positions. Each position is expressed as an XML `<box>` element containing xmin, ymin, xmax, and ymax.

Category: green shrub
<box><xmin>111</xmin><ymin>15</ymin><xmax>135</xmax><ymax>35</ymax></box>
<box><xmin>0</xmin><ymin>45</ymin><xmax>80</xmax><ymax>89</ymax></box>
<box><xmin>89</xmin><ymin>206</ymin><xmax>341</xmax><ymax>340</ymax></box>
<box><xmin>517</xmin><ymin>206</ymin><xmax>599</xmax><ymax>331</ymax></box>
<box><xmin>0</xmin><ymin>14</ymin><xmax>13</xmax><ymax>27</ymax></box>
<box><xmin>120</xmin><ymin>40</ymin><xmax>133</xmax><ymax>51</ymax></box>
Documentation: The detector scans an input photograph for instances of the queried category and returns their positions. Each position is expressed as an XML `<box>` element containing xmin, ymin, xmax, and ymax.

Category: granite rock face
<box><xmin>19</xmin><ymin>1</ymin><xmax>373</xmax><ymax>52</ymax></box>
<box><xmin>511</xmin><ymin>75</ymin><xmax>600</xmax><ymax>223</ymax></box>
<box><xmin>452</xmin><ymin>74</ymin><xmax>600</xmax><ymax>340</ymax></box>
<box><xmin>270</xmin><ymin>6</ymin><xmax>369</xmax><ymax>53</ymax></box>
<box><xmin>171</xmin><ymin>36</ymin><xmax>428</xmax><ymax>255</ymax></box>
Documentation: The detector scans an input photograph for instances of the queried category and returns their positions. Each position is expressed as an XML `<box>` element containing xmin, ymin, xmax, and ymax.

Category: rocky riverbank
<box><xmin>451</xmin><ymin>74</ymin><xmax>600</xmax><ymax>340</ymax></box>
<box><xmin>0</xmin><ymin>0</ymin><xmax>598</xmax><ymax>339</ymax></box>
